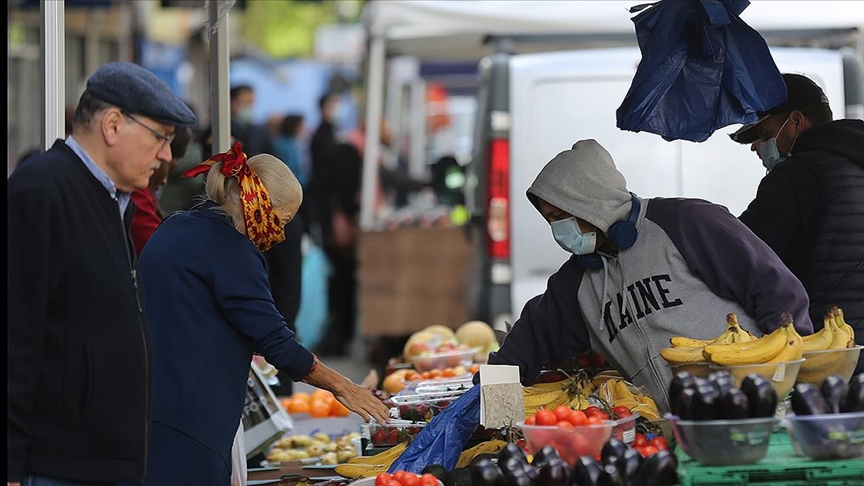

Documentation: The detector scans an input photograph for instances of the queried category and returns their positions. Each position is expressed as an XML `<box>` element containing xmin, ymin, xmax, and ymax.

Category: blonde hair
<box><xmin>204</xmin><ymin>153</ymin><xmax>302</xmax><ymax>233</ymax></box>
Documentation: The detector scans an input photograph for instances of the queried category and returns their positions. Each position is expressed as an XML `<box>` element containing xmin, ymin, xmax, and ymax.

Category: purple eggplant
<box><xmin>740</xmin><ymin>374</ymin><xmax>778</xmax><ymax>418</ymax></box>
<box><xmin>821</xmin><ymin>374</ymin><xmax>850</xmax><ymax>414</ymax></box>
<box><xmin>668</xmin><ymin>371</ymin><xmax>697</xmax><ymax>416</ymax></box>
<box><xmin>691</xmin><ymin>384</ymin><xmax>720</xmax><ymax>421</ymax></box>
<box><xmin>842</xmin><ymin>373</ymin><xmax>864</xmax><ymax>413</ymax></box>
<box><xmin>791</xmin><ymin>383</ymin><xmax>830</xmax><ymax>416</ymax></box>
<box><xmin>721</xmin><ymin>387</ymin><xmax>750</xmax><ymax>419</ymax></box>
<box><xmin>571</xmin><ymin>456</ymin><xmax>602</xmax><ymax>486</ymax></box>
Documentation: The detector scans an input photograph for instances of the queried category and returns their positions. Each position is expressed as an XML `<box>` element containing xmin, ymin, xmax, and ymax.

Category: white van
<box><xmin>469</xmin><ymin>45</ymin><xmax>864</xmax><ymax>328</ymax></box>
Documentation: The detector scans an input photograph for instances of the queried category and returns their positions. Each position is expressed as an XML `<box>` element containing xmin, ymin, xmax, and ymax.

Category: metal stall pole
<box><xmin>41</xmin><ymin>0</ymin><xmax>65</xmax><ymax>149</ymax></box>
<box><xmin>208</xmin><ymin>0</ymin><xmax>232</xmax><ymax>154</ymax></box>
<box><xmin>360</xmin><ymin>33</ymin><xmax>386</xmax><ymax>230</ymax></box>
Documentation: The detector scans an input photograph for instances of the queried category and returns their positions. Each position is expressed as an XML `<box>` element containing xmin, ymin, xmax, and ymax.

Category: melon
<box><xmin>422</xmin><ymin>324</ymin><xmax>458</xmax><ymax>344</ymax></box>
<box><xmin>455</xmin><ymin>321</ymin><xmax>497</xmax><ymax>360</ymax></box>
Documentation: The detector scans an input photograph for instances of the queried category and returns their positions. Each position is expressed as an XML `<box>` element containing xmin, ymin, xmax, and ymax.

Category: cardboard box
<box><xmin>358</xmin><ymin>227</ymin><xmax>475</xmax><ymax>336</ymax></box>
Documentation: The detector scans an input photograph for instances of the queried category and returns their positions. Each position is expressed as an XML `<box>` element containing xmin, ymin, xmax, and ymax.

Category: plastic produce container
<box><xmin>668</xmin><ymin>362</ymin><xmax>712</xmax><ymax>379</ymax></box>
<box><xmin>786</xmin><ymin>411</ymin><xmax>864</xmax><ymax>460</ymax></box>
<box><xmin>517</xmin><ymin>421</ymin><xmax>613</xmax><ymax>467</ymax></box>
<box><xmin>669</xmin><ymin>415</ymin><xmax>779</xmax><ymax>466</ymax></box>
<box><xmin>708</xmin><ymin>358</ymin><xmax>804</xmax><ymax>399</ymax></box>
<box><xmin>796</xmin><ymin>345</ymin><xmax>862</xmax><ymax>386</ymax></box>
<box><xmin>610</xmin><ymin>413</ymin><xmax>639</xmax><ymax>444</ymax></box>
<box><xmin>408</xmin><ymin>349</ymin><xmax>477</xmax><ymax>372</ymax></box>
<box><xmin>368</xmin><ymin>420</ymin><xmax>426</xmax><ymax>447</ymax></box>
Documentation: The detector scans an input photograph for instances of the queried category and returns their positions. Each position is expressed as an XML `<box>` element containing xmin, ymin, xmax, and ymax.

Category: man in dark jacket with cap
<box><xmin>7</xmin><ymin>62</ymin><xmax>196</xmax><ymax>486</ymax></box>
<box><xmin>729</xmin><ymin>72</ymin><xmax>864</xmax><ymax>374</ymax></box>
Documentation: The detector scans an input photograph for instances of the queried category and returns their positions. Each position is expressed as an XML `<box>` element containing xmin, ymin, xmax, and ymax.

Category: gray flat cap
<box><xmin>86</xmin><ymin>62</ymin><xmax>197</xmax><ymax>127</ymax></box>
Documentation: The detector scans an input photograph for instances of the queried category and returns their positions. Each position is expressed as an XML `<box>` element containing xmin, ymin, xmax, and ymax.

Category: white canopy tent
<box><xmin>359</xmin><ymin>0</ymin><xmax>864</xmax><ymax>228</ymax></box>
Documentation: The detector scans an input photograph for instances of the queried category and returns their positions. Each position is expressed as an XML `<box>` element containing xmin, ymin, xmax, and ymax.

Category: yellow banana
<box><xmin>802</xmin><ymin>314</ymin><xmax>834</xmax><ymax>352</ymax></box>
<box><xmin>335</xmin><ymin>463</ymin><xmax>390</xmax><ymax>479</ymax></box>
<box><xmin>826</xmin><ymin>315</ymin><xmax>852</xmax><ymax>350</ymax></box>
<box><xmin>767</xmin><ymin>324</ymin><xmax>804</xmax><ymax>363</ymax></box>
<box><xmin>707</xmin><ymin>324</ymin><xmax>789</xmax><ymax>365</ymax></box>
<box><xmin>831</xmin><ymin>306</ymin><xmax>856</xmax><ymax>347</ymax></box>
<box><xmin>670</xmin><ymin>336</ymin><xmax>715</xmax><ymax>348</ymax></box>
<box><xmin>660</xmin><ymin>346</ymin><xmax>707</xmax><ymax>365</ymax></box>
<box><xmin>456</xmin><ymin>440</ymin><xmax>507</xmax><ymax>468</ymax></box>
<box><xmin>346</xmin><ymin>442</ymin><xmax>407</xmax><ymax>466</ymax></box>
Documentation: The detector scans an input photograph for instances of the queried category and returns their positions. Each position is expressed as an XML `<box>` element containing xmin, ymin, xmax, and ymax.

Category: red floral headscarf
<box><xmin>183</xmin><ymin>141</ymin><xmax>285</xmax><ymax>251</ymax></box>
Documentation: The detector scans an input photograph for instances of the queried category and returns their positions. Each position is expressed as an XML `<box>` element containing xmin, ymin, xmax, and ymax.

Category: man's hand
<box><xmin>301</xmin><ymin>360</ymin><xmax>390</xmax><ymax>424</ymax></box>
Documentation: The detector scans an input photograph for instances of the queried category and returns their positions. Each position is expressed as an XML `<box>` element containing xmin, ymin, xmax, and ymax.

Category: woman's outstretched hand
<box><xmin>302</xmin><ymin>359</ymin><xmax>390</xmax><ymax>424</ymax></box>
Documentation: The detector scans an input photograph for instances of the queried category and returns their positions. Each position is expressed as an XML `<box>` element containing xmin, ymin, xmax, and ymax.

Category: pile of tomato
<box><xmin>632</xmin><ymin>431</ymin><xmax>669</xmax><ymax>458</ymax></box>
<box><xmin>524</xmin><ymin>404</ymin><xmax>633</xmax><ymax>428</ymax></box>
<box><xmin>375</xmin><ymin>471</ymin><xmax>439</xmax><ymax>486</ymax></box>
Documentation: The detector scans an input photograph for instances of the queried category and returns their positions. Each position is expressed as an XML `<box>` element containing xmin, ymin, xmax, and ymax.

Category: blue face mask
<box><xmin>758</xmin><ymin>117</ymin><xmax>790</xmax><ymax>172</ymax></box>
<box><xmin>551</xmin><ymin>217</ymin><xmax>597</xmax><ymax>255</ymax></box>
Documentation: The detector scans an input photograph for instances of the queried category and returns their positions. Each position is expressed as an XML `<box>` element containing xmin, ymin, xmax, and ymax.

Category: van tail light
<box><xmin>487</xmin><ymin>138</ymin><xmax>510</xmax><ymax>259</ymax></box>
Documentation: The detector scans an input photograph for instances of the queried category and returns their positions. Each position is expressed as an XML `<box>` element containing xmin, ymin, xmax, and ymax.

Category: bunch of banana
<box><xmin>454</xmin><ymin>440</ymin><xmax>507</xmax><ymax>468</ymax></box>
<box><xmin>523</xmin><ymin>374</ymin><xmax>594</xmax><ymax>416</ymax></box>
<box><xmin>594</xmin><ymin>379</ymin><xmax>661</xmax><ymax>420</ymax></box>
<box><xmin>797</xmin><ymin>307</ymin><xmax>858</xmax><ymax>383</ymax></box>
<box><xmin>335</xmin><ymin>442</ymin><xmax>408</xmax><ymax>479</ymax></box>
<box><xmin>661</xmin><ymin>313</ymin><xmax>752</xmax><ymax>365</ymax></box>
<box><xmin>703</xmin><ymin>312</ymin><xmax>804</xmax><ymax>366</ymax></box>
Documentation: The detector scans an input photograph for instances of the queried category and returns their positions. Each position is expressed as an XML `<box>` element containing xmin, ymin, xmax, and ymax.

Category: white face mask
<box><xmin>236</xmin><ymin>106</ymin><xmax>255</xmax><ymax>125</ymax></box>
<box><xmin>758</xmin><ymin>117</ymin><xmax>796</xmax><ymax>172</ymax></box>
<box><xmin>550</xmin><ymin>217</ymin><xmax>597</xmax><ymax>255</ymax></box>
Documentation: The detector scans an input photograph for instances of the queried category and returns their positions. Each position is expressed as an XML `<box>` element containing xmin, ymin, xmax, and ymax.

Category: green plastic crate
<box><xmin>677</xmin><ymin>430</ymin><xmax>864</xmax><ymax>485</ymax></box>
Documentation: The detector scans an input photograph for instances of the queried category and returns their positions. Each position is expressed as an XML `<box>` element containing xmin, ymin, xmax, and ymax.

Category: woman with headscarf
<box><xmin>138</xmin><ymin>142</ymin><xmax>389</xmax><ymax>486</ymax></box>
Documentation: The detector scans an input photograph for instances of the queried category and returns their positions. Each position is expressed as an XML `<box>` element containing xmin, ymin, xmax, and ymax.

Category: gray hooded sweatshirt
<box><xmin>489</xmin><ymin>140</ymin><xmax>813</xmax><ymax>413</ymax></box>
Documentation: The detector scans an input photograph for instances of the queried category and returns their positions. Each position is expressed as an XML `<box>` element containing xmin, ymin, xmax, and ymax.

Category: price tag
<box><xmin>772</xmin><ymin>363</ymin><xmax>786</xmax><ymax>382</ymax></box>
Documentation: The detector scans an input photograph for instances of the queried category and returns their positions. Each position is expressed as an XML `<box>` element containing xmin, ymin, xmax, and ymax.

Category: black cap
<box><xmin>86</xmin><ymin>62</ymin><xmax>197</xmax><ymax>127</ymax></box>
<box><xmin>729</xmin><ymin>73</ymin><xmax>829</xmax><ymax>144</ymax></box>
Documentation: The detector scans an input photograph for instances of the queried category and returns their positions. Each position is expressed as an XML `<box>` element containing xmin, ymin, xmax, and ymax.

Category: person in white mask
<box><xmin>487</xmin><ymin>139</ymin><xmax>813</xmax><ymax>413</ymax></box>
<box><xmin>729</xmin><ymin>73</ymin><xmax>864</xmax><ymax>374</ymax></box>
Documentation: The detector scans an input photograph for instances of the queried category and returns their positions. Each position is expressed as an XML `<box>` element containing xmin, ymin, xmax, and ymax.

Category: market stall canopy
<box><xmin>365</xmin><ymin>0</ymin><xmax>864</xmax><ymax>60</ymax></box>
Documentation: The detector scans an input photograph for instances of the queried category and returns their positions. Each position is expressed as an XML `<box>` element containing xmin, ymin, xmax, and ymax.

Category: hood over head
<box><xmin>527</xmin><ymin>139</ymin><xmax>631</xmax><ymax>234</ymax></box>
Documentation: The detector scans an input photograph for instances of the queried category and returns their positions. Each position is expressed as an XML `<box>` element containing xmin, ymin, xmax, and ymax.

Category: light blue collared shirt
<box><xmin>65</xmin><ymin>137</ymin><xmax>131</xmax><ymax>221</ymax></box>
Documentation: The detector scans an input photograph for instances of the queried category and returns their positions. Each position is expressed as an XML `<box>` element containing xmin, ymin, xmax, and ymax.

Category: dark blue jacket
<box><xmin>138</xmin><ymin>201</ymin><xmax>314</xmax><ymax>469</ymax></box>
<box><xmin>7</xmin><ymin>140</ymin><xmax>149</xmax><ymax>483</ymax></box>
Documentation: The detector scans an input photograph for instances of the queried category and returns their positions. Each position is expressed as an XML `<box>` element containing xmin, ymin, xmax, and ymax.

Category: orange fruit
<box><xmin>382</xmin><ymin>372</ymin><xmax>407</xmax><ymax>394</ymax></box>
<box><xmin>291</xmin><ymin>392</ymin><xmax>310</xmax><ymax>403</ymax></box>
<box><xmin>309</xmin><ymin>400</ymin><xmax>331</xmax><ymax>418</ymax></box>
<box><xmin>442</xmin><ymin>368</ymin><xmax>456</xmax><ymax>378</ymax></box>
<box><xmin>427</xmin><ymin>369</ymin><xmax>443</xmax><ymax>379</ymax></box>
<box><xmin>330</xmin><ymin>399</ymin><xmax>351</xmax><ymax>417</ymax></box>
<box><xmin>287</xmin><ymin>399</ymin><xmax>310</xmax><ymax>414</ymax></box>
<box><xmin>311</xmin><ymin>389</ymin><xmax>334</xmax><ymax>403</ymax></box>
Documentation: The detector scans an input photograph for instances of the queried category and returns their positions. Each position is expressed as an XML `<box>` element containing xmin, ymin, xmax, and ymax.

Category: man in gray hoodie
<box><xmin>489</xmin><ymin>139</ymin><xmax>813</xmax><ymax>412</ymax></box>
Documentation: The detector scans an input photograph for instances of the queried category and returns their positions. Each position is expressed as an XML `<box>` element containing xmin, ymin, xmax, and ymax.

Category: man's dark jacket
<box><xmin>7</xmin><ymin>140</ymin><xmax>150</xmax><ymax>483</ymax></box>
<box><xmin>740</xmin><ymin>119</ymin><xmax>864</xmax><ymax>373</ymax></box>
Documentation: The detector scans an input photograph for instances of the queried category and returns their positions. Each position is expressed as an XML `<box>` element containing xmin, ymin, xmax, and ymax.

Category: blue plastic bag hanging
<box><xmin>387</xmin><ymin>385</ymin><xmax>482</xmax><ymax>474</ymax></box>
<box><xmin>616</xmin><ymin>0</ymin><xmax>787</xmax><ymax>142</ymax></box>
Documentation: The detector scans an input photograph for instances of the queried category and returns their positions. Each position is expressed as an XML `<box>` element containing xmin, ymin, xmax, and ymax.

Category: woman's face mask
<box><xmin>758</xmin><ymin>117</ymin><xmax>791</xmax><ymax>172</ymax></box>
<box><xmin>550</xmin><ymin>217</ymin><xmax>597</xmax><ymax>255</ymax></box>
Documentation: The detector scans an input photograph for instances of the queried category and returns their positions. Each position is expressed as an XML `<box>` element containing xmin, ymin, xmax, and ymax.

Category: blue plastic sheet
<box><xmin>387</xmin><ymin>385</ymin><xmax>482</xmax><ymax>474</ymax></box>
<box><xmin>616</xmin><ymin>0</ymin><xmax>787</xmax><ymax>142</ymax></box>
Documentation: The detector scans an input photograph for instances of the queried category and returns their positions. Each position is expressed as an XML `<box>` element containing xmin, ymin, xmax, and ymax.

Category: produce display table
<box><xmin>676</xmin><ymin>430</ymin><xmax>864</xmax><ymax>485</ymax></box>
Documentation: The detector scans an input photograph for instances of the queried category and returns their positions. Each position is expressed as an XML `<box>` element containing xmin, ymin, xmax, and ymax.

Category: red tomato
<box><xmin>639</xmin><ymin>445</ymin><xmax>660</xmax><ymax>457</ymax></box>
<box><xmin>557</xmin><ymin>420</ymin><xmax>575</xmax><ymax>429</ymax></box>
<box><xmin>386</xmin><ymin>481</ymin><xmax>402</xmax><ymax>486</ymax></box>
<box><xmin>568</xmin><ymin>410</ymin><xmax>588</xmax><ymax>427</ymax></box>
<box><xmin>553</xmin><ymin>405</ymin><xmax>573</xmax><ymax>422</ymax></box>
<box><xmin>584</xmin><ymin>406</ymin><xmax>602</xmax><ymax>416</ymax></box>
<box><xmin>633</xmin><ymin>433</ymin><xmax>648</xmax><ymax>448</ymax></box>
<box><xmin>611</xmin><ymin>406</ymin><xmax>632</xmax><ymax>418</ymax></box>
<box><xmin>420</xmin><ymin>474</ymin><xmax>439</xmax><ymax>486</ymax></box>
<box><xmin>525</xmin><ymin>415</ymin><xmax>536</xmax><ymax>426</ymax></box>
<box><xmin>650</xmin><ymin>436</ymin><xmax>669</xmax><ymax>451</ymax></box>
<box><xmin>536</xmin><ymin>409</ymin><xmax>558</xmax><ymax>426</ymax></box>
<box><xmin>586</xmin><ymin>416</ymin><xmax>604</xmax><ymax>425</ymax></box>
<box><xmin>400</xmin><ymin>473</ymin><xmax>420</xmax><ymax>486</ymax></box>
<box><xmin>375</xmin><ymin>473</ymin><xmax>393</xmax><ymax>486</ymax></box>
<box><xmin>594</xmin><ymin>412</ymin><xmax>611</xmax><ymax>421</ymax></box>
<box><xmin>392</xmin><ymin>471</ymin><xmax>409</xmax><ymax>483</ymax></box>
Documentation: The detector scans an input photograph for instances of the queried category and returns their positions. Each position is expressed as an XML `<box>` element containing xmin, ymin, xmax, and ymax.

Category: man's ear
<box><xmin>789</xmin><ymin>110</ymin><xmax>808</xmax><ymax>133</ymax></box>
<box><xmin>102</xmin><ymin>109</ymin><xmax>124</xmax><ymax>147</ymax></box>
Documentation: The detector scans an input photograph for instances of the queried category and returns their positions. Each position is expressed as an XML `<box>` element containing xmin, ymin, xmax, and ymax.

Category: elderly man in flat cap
<box><xmin>8</xmin><ymin>62</ymin><xmax>196</xmax><ymax>486</ymax></box>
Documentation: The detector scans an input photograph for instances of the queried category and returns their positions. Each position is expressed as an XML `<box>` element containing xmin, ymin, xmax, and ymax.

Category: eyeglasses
<box><xmin>123</xmin><ymin>112</ymin><xmax>175</xmax><ymax>149</ymax></box>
